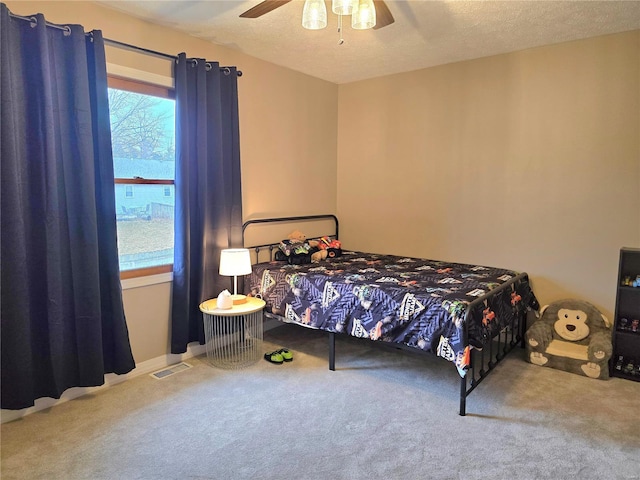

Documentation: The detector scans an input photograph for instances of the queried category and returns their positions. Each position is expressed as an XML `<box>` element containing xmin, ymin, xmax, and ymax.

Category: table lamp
<box><xmin>219</xmin><ymin>248</ymin><xmax>252</xmax><ymax>305</ymax></box>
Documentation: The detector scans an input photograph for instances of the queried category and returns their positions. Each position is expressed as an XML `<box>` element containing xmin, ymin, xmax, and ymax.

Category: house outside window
<box><xmin>108</xmin><ymin>76</ymin><xmax>175</xmax><ymax>279</ymax></box>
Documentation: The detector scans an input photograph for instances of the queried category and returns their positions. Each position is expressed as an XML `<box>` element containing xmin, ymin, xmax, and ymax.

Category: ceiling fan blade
<box><xmin>372</xmin><ymin>0</ymin><xmax>394</xmax><ymax>30</ymax></box>
<box><xmin>239</xmin><ymin>0</ymin><xmax>292</xmax><ymax>18</ymax></box>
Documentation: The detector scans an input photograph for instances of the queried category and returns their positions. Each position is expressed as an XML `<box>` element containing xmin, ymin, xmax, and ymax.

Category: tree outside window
<box><xmin>108</xmin><ymin>77</ymin><xmax>175</xmax><ymax>278</ymax></box>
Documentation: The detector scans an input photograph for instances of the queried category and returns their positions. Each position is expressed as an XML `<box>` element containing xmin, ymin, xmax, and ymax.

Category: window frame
<box><xmin>108</xmin><ymin>75</ymin><xmax>176</xmax><ymax>280</ymax></box>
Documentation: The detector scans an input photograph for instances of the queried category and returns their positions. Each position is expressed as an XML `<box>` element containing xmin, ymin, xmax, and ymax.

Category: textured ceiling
<box><xmin>96</xmin><ymin>0</ymin><xmax>640</xmax><ymax>84</ymax></box>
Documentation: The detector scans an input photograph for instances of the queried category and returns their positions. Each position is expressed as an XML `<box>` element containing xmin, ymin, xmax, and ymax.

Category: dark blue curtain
<box><xmin>0</xmin><ymin>5</ymin><xmax>135</xmax><ymax>410</ymax></box>
<box><xmin>171</xmin><ymin>54</ymin><xmax>243</xmax><ymax>354</ymax></box>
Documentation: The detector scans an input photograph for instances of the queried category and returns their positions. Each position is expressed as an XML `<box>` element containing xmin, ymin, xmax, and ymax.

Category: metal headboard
<box><xmin>242</xmin><ymin>214</ymin><xmax>339</xmax><ymax>263</ymax></box>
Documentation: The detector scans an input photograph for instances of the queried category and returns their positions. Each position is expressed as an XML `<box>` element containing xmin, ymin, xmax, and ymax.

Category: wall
<box><xmin>4</xmin><ymin>1</ymin><xmax>338</xmax><ymax>363</ymax></box>
<box><xmin>337</xmin><ymin>31</ymin><xmax>640</xmax><ymax>319</ymax></box>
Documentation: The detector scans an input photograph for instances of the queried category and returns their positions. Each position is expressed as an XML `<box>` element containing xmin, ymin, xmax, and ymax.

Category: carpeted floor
<box><xmin>2</xmin><ymin>324</ymin><xmax>639</xmax><ymax>480</ymax></box>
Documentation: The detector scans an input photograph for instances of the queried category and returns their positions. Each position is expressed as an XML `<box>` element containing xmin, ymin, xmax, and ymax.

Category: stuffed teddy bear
<box><xmin>525</xmin><ymin>299</ymin><xmax>612</xmax><ymax>379</ymax></box>
<box><xmin>287</xmin><ymin>230</ymin><xmax>306</xmax><ymax>243</ymax></box>
<box><xmin>311</xmin><ymin>249</ymin><xmax>328</xmax><ymax>263</ymax></box>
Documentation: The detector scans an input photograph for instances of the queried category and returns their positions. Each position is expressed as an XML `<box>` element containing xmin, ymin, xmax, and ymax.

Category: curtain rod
<box><xmin>104</xmin><ymin>37</ymin><xmax>177</xmax><ymax>61</ymax></box>
<box><xmin>104</xmin><ymin>38</ymin><xmax>243</xmax><ymax>77</ymax></box>
<box><xmin>9</xmin><ymin>11</ymin><xmax>71</xmax><ymax>33</ymax></box>
<box><xmin>8</xmin><ymin>12</ymin><xmax>243</xmax><ymax>77</ymax></box>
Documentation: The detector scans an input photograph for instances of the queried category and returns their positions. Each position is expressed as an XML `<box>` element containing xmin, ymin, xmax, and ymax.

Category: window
<box><xmin>108</xmin><ymin>76</ymin><xmax>175</xmax><ymax>279</ymax></box>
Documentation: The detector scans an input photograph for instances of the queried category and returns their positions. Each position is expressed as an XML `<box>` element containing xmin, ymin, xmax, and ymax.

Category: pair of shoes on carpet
<box><xmin>264</xmin><ymin>348</ymin><xmax>293</xmax><ymax>364</ymax></box>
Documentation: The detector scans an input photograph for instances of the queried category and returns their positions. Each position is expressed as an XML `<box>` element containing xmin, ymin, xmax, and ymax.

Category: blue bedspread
<box><xmin>245</xmin><ymin>250</ymin><xmax>539</xmax><ymax>375</ymax></box>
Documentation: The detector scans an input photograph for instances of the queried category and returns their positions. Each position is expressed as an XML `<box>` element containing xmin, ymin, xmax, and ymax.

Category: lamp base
<box><xmin>231</xmin><ymin>294</ymin><xmax>248</xmax><ymax>305</ymax></box>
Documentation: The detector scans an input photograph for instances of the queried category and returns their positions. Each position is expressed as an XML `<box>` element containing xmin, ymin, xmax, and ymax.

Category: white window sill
<box><xmin>121</xmin><ymin>272</ymin><xmax>173</xmax><ymax>290</ymax></box>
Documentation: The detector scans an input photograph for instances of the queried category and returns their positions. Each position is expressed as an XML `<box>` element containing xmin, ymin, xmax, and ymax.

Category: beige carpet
<box><xmin>2</xmin><ymin>324</ymin><xmax>639</xmax><ymax>480</ymax></box>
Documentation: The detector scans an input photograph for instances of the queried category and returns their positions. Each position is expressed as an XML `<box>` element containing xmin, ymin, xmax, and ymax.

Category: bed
<box><xmin>242</xmin><ymin>215</ymin><xmax>539</xmax><ymax>415</ymax></box>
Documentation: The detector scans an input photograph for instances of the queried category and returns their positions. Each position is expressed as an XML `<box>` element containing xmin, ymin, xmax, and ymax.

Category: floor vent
<box><xmin>149</xmin><ymin>362</ymin><xmax>193</xmax><ymax>380</ymax></box>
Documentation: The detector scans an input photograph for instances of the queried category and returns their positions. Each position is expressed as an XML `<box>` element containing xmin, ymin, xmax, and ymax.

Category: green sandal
<box><xmin>264</xmin><ymin>351</ymin><xmax>284</xmax><ymax>364</ymax></box>
<box><xmin>277</xmin><ymin>348</ymin><xmax>293</xmax><ymax>362</ymax></box>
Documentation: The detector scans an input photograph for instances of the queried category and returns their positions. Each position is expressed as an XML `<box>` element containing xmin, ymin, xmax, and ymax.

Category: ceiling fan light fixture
<box><xmin>351</xmin><ymin>0</ymin><xmax>376</xmax><ymax>30</ymax></box>
<box><xmin>302</xmin><ymin>0</ymin><xmax>328</xmax><ymax>30</ymax></box>
<box><xmin>332</xmin><ymin>0</ymin><xmax>358</xmax><ymax>16</ymax></box>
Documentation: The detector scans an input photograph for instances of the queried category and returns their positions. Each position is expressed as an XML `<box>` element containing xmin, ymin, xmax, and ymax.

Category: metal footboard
<box><xmin>328</xmin><ymin>272</ymin><xmax>531</xmax><ymax>416</ymax></box>
<box><xmin>458</xmin><ymin>272</ymin><xmax>529</xmax><ymax>416</ymax></box>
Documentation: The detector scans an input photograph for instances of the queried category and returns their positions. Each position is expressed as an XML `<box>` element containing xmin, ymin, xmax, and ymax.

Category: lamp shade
<box><xmin>219</xmin><ymin>249</ymin><xmax>252</xmax><ymax>277</ymax></box>
<box><xmin>352</xmin><ymin>0</ymin><xmax>376</xmax><ymax>29</ymax></box>
<box><xmin>302</xmin><ymin>0</ymin><xmax>327</xmax><ymax>30</ymax></box>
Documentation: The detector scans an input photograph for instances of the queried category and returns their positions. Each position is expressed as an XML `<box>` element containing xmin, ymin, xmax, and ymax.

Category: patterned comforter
<box><xmin>245</xmin><ymin>250</ymin><xmax>539</xmax><ymax>376</ymax></box>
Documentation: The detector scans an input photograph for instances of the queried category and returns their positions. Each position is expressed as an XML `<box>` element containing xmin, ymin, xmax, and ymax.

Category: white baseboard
<box><xmin>1</xmin><ymin>343</ymin><xmax>206</xmax><ymax>424</ymax></box>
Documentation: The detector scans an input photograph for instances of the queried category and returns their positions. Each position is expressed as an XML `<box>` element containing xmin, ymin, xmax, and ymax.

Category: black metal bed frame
<box><xmin>242</xmin><ymin>214</ymin><xmax>528</xmax><ymax>416</ymax></box>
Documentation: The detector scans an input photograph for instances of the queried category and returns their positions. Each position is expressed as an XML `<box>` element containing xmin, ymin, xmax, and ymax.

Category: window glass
<box><xmin>108</xmin><ymin>80</ymin><xmax>175</xmax><ymax>276</ymax></box>
<box><xmin>115</xmin><ymin>184</ymin><xmax>174</xmax><ymax>270</ymax></box>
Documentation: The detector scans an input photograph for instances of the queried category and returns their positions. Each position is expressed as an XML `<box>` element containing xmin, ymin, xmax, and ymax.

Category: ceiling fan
<box><xmin>239</xmin><ymin>0</ymin><xmax>395</xmax><ymax>30</ymax></box>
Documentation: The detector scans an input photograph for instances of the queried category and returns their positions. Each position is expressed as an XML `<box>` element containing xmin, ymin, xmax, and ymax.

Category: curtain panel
<box><xmin>0</xmin><ymin>5</ymin><xmax>135</xmax><ymax>410</ymax></box>
<box><xmin>171</xmin><ymin>54</ymin><xmax>243</xmax><ymax>354</ymax></box>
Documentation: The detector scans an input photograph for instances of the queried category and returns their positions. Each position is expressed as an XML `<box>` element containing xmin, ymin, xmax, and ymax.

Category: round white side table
<box><xmin>199</xmin><ymin>297</ymin><xmax>266</xmax><ymax>369</ymax></box>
